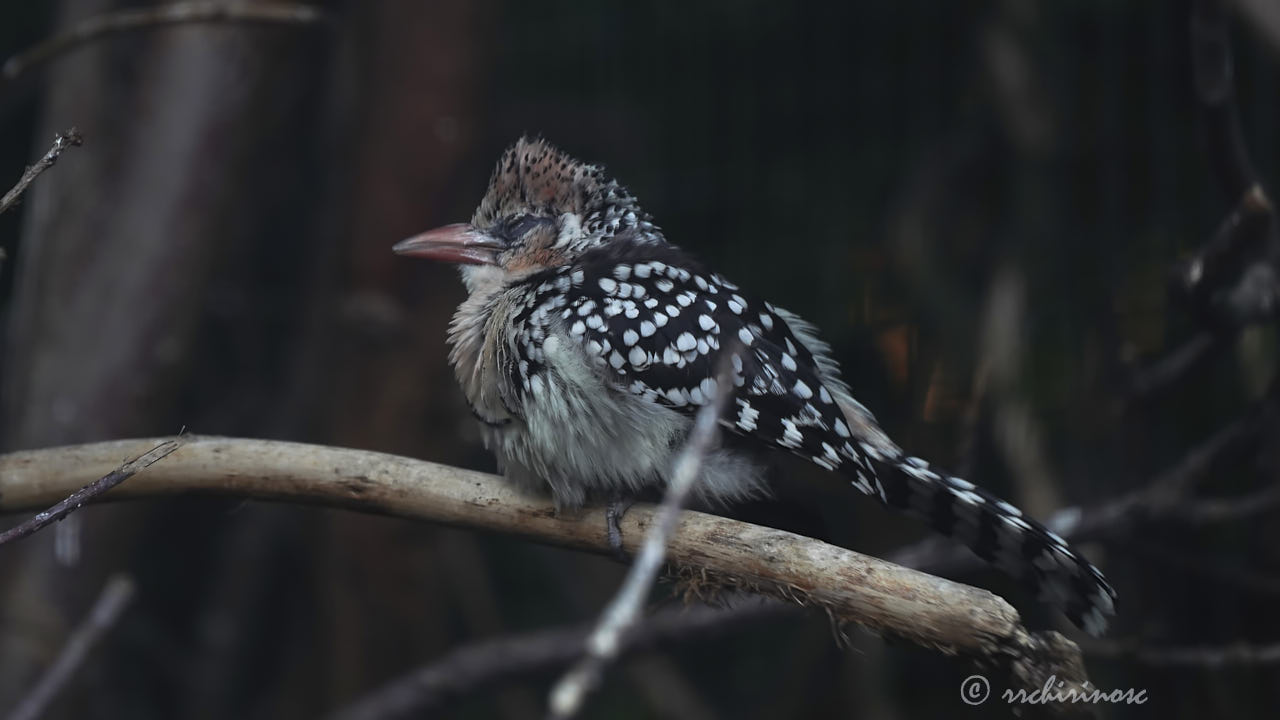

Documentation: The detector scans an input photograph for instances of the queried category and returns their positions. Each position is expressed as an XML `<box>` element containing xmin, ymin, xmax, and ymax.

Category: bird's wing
<box><xmin>509</xmin><ymin>248</ymin><xmax>882</xmax><ymax>496</ymax></box>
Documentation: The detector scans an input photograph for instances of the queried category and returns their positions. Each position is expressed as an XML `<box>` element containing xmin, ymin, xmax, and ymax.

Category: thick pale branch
<box><xmin>0</xmin><ymin>436</ymin><xmax>1081</xmax><ymax>680</ymax></box>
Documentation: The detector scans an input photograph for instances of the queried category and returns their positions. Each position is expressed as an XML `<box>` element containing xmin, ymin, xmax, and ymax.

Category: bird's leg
<box><xmin>605</xmin><ymin>493</ymin><xmax>635</xmax><ymax>561</ymax></box>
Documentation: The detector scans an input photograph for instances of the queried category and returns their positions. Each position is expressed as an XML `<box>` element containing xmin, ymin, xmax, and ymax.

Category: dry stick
<box><xmin>1234</xmin><ymin>0</ymin><xmax>1280</xmax><ymax>54</ymax></box>
<box><xmin>1083</xmin><ymin>637</ymin><xmax>1280</xmax><ymax>668</ymax></box>
<box><xmin>1124</xmin><ymin>331</ymin><xmax>1221</xmax><ymax>406</ymax></box>
<box><xmin>1</xmin><ymin>2</ymin><xmax>329</xmax><ymax>86</ymax></box>
<box><xmin>1128</xmin><ymin>540</ymin><xmax>1280</xmax><ymax>598</ymax></box>
<box><xmin>328</xmin><ymin>598</ymin><xmax>789</xmax><ymax>720</ymax></box>
<box><xmin>0</xmin><ymin>129</ymin><xmax>82</xmax><ymax>216</ymax></box>
<box><xmin>0</xmin><ymin>439</ymin><xmax>180</xmax><ymax>547</ymax></box>
<box><xmin>891</xmin><ymin>402</ymin><xmax>1268</xmax><ymax>577</ymax></box>
<box><xmin>1193</xmin><ymin>0</ymin><xmax>1258</xmax><ymax>197</ymax></box>
<box><xmin>1159</xmin><ymin>483</ymin><xmax>1280</xmax><ymax>525</ymax></box>
<box><xmin>1058</xmin><ymin>401</ymin><xmax>1267</xmax><ymax>543</ymax></box>
<box><xmin>547</xmin><ymin>361</ymin><xmax>736</xmax><ymax>720</ymax></box>
<box><xmin>1172</xmin><ymin>185</ymin><xmax>1273</xmax><ymax>304</ymax></box>
<box><xmin>6</xmin><ymin>574</ymin><xmax>136</xmax><ymax>720</ymax></box>
<box><xmin>0</xmin><ymin>437</ymin><xmax>1078</xmax><ymax>684</ymax></box>
<box><xmin>1127</xmin><ymin>0</ymin><xmax>1280</xmax><ymax>407</ymax></box>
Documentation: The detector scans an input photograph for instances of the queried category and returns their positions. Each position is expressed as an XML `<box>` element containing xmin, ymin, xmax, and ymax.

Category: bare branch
<box><xmin>1084</xmin><ymin>637</ymin><xmax>1280</xmax><ymax>667</ymax></box>
<box><xmin>1193</xmin><ymin>0</ymin><xmax>1259</xmax><ymax>197</ymax></box>
<box><xmin>1124</xmin><ymin>331</ymin><xmax>1222</xmax><ymax>406</ymax></box>
<box><xmin>1128</xmin><ymin>0</ymin><xmax>1280</xmax><ymax>406</ymax></box>
<box><xmin>0</xmin><ymin>129</ymin><xmax>82</xmax><ymax>216</ymax></box>
<box><xmin>6</xmin><ymin>574</ymin><xmax>136</xmax><ymax>720</ymax></box>
<box><xmin>1171</xmin><ymin>185</ymin><xmax>1273</xmax><ymax>306</ymax></box>
<box><xmin>0</xmin><ymin>436</ymin><xmax>1086</xmax><ymax>693</ymax></box>
<box><xmin>328</xmin><ymin>598</ymin><xmax>790</xmax><ymax>720</ymax></box>
<box><xmin>548</xmin><ymin>359</ymin><xmax>734</xmax><ymax>719</ymax></box>
<box><xmin>0</xmin><ymin>439</ymin><xmax>181</xmax><ymax>547</ymax></box>
<box><xmin>1</xmin><ymin>2</ymin><xmax>329</xmax><ymax>88</ymax></box>
<box><xmin>1156</xmin><ymin>483</ymin><xmax>1280</xmax><ymax>525</ymax></box>
<box><xmin>1070</xmin><ymin>401</ymin><xmax>1268</xmax><ymax>539</ymax></box>
<box><xmin>889</xmin><ymin>401</ymin><xmax>1270</xmax><ymax>575</ymax></box>
<box><xmin>1233</xmin><ymin>0</ymin><xmax>1280</xmax><ymax>54</ymax></box>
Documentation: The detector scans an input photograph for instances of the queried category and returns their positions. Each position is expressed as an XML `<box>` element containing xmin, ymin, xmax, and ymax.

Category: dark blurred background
<box><xmin>1</xmin><ymin>1</ymin><xmax>1278</xmax><ymax>718</ymax></box>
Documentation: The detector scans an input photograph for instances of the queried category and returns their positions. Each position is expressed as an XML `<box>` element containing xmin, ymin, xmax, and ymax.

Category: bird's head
<box><xmin>394</xmin><ymin>137</ymin><xmax>660</xmax><ymax>289</ymax></box>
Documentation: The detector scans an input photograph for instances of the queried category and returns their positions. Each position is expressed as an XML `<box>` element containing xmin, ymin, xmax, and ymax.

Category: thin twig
<box><xmin>0</xmin><ymin>129</ymin><xmax>82</xmax><ymax>216</ymax></box>
<box><xmin>1124</xmin><ymin>331</ymin><xmax>1221</xmax><ymax>406</ymax></box>
<box><xmin>1084</xmin><ymin>637</ymin><xmax>1280</xmax><ymax>667</ymax></box>
<box><xmin>1</xmin><ymin>2</ymin><xmax>329</xmax><ymax>87</ymax></box>
<box><xmin>1158</xmin><ymin>483</ymin><xmax>1280</xmax><ymax>525</ymax></box>
<box><xmin>1066</xmin><ymin>401</ymin><xmax>1268</xmax><ymax>540</ymax></box>
<box><xmin>889</xmin><ymin>401</ymin><xmax>1266</xmax><ymax>576</ymax></box>
<box><xmin>6</xmin><ymin>574</ymin><xmax>136</xmax><ymax>720</ymax></box>
<box><xmin>1128</xmin><ymin>540</ymin><xmax>1280</xmax><ymax>598</ymax></box>
<box><xmin>547</xmin><ymin>359</ymin><xmax>736</xmax><ymax>720</ymax></box>
<box><xmin>1233</xmin><ymin>0</ymin><xmax>1280</xmax><ymax>55</ymax></box>
<box><xmin>1192</xmin><ymin>0</ymin><xmax>1258</xmax><ymax>197</ymax></box>
<box><xmin>328</xmin><ymin>598</ymin><xmax>790</xmax><ymax>720</ymax></box>
<box><xmin>1172</xmin><ymin>185</ymin><xmax>1273</xmax><ymax>305</ymax></box>
<box><xmin>1127</xmin><ymin>0</ymin><xmax>1280</xmax><ymax>407</ymax></box>
<box><xmin>0</xmin><ymin>438</ymin><xmax>181</xmax><ymax>547</ymax></box>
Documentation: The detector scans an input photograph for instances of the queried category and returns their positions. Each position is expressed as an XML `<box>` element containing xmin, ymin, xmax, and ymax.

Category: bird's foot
<box><xmin>605</xmin><ymin>495</ymin><xmax>635</xmax><ymax>561</ymax></box>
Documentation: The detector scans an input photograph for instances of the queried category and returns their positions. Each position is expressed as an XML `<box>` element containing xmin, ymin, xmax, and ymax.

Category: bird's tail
<box><xmin>848</xmin><ymin>442</ymin><xmax>1116</xmax><ymax>635</ymax></box>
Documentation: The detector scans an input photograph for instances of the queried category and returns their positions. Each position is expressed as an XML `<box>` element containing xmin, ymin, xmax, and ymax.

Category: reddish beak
<box><xmin>393</xmin><ymin>223</ymin><xmax>505</xmax><ymax>265</ymax></box>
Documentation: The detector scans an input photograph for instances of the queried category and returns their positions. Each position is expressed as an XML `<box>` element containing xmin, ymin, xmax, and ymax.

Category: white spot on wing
<box><xmin>780</xmin><ymin>418</ymin><xmax>804</xmax><ymax>447</ymax></box>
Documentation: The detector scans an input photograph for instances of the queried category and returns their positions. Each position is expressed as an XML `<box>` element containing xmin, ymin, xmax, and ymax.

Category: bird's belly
<box><xmin>491</xmin><ymin>339</ymin><xmax>690</xmax><ymax>507</ymax></box>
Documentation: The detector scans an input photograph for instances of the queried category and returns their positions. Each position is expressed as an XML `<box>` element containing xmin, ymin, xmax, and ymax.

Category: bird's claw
<box><xmin>605</xmin><ymin>496</ymin><xmax>635</xmax><ymax>561</ymax></box>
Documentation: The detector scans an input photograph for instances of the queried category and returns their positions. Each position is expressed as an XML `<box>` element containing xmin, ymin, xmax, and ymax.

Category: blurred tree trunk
<box><xmin>292</xmin><ymin>2</ymin><xmax>495</xmax><ymax>713</ymax></box>
<box><xmin>0</xmin><ymin>0</ymin><xmax>329</xmax><ymax>715</ymax></box>
<box><xmin>0</xmin><ymin>0</ymin><xmax>492</xmax><ymax>716</ymax></box>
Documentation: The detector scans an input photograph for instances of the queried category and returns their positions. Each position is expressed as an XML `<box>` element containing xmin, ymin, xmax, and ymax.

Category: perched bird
<box><xmin>395</xmin><ymin>137</ymin><xmax>1116</xmax><ymax>634</ymax></box>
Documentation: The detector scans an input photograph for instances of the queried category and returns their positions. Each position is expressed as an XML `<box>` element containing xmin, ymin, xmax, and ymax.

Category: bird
<box><xmin>394</xmin><ymin>136</ymin><xmax>1116</xmax><ymax>635</ymax></box>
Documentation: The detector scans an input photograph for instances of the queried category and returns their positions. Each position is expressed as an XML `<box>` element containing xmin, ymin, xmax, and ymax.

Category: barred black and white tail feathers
<box><xmin>848</xmin><ymin>442</ymin><xmax>1116</xmax><ymax>635</ymax></box>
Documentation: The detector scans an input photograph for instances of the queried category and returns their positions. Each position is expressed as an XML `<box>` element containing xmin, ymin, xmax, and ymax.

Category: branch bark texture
<box><xmin>0</xmin><ymin>436</ymin><xmax>1085</xmax><ymax>689</ymax></box>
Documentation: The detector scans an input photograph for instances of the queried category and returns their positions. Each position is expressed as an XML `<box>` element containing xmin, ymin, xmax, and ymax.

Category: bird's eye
<box><xmin>506</xmin><ymin>214</ymin><xmax>548</xmax><ymax>239</ymax></box>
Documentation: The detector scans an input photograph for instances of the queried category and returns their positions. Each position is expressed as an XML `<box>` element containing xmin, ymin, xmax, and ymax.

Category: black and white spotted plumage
<box><xmin>397</xmin><ymin>137</ymin><xmax>1117</xmax><ymax>635</ymax></box>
